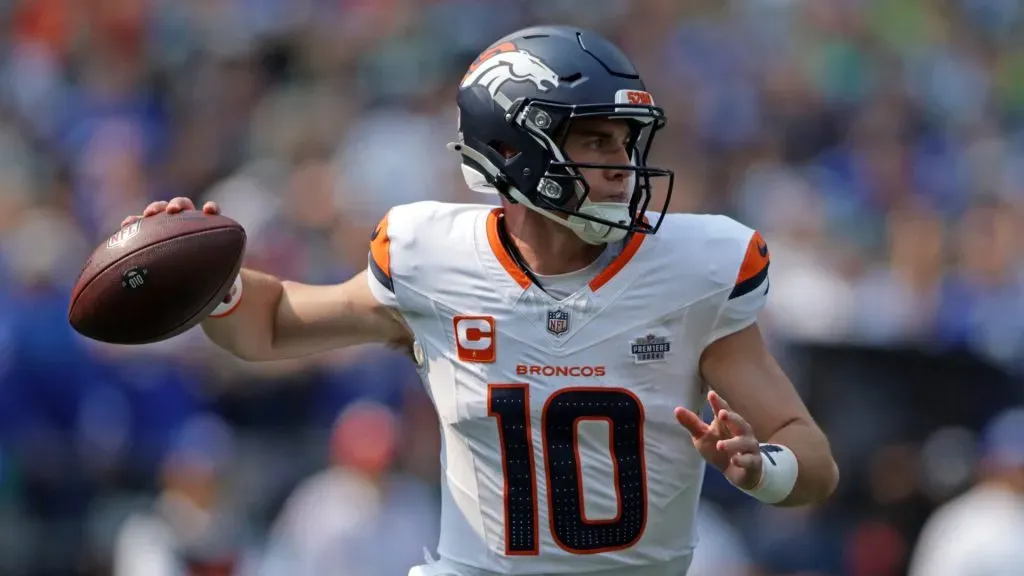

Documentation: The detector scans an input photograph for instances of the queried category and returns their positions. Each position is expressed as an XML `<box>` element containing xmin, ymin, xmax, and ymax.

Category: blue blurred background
<box><xmin>0</xmin><ymin>1</ymin><xmax>1022</xmax><ymax>575</ymax></box>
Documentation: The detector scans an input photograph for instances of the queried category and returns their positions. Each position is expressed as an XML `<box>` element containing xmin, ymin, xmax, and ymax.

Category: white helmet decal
<box><xmin>460</xmin><ymin>43</ymin><xmax>560</xmax><ymax>97</ymax></box>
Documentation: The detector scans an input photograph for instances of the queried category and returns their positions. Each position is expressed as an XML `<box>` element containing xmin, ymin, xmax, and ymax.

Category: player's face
<box><xmin>562</xmin><ymin>118</ymin><xmax>633</xmax><ymax>204</ymax></box>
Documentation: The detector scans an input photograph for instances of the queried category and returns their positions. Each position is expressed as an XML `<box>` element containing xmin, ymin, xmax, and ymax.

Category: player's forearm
<box><xmin>767</xmin><ymin>419</ymin><xmax>839</xmax><ymax>506</ymax></box>
<box><xmin>201</xmin><ymin>269</ymin><xmax>407</xmax><ymax>361</ymax></box>
<box><xmin>201</xmin><ymin>268</ymin><xmax>287</xmax><ymax>361</ymax></box>
<box><xmin>267</xmin><ymin>273</ymin><xmax>408</xmax><ymax>358</ymax></box>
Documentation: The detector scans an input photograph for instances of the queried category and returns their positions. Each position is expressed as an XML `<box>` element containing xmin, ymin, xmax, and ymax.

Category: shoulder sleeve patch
<box><xmin>368</xmin><ymin>211</ymin><xmax>393</xmax><ymax>293</ymax></box>
<box><xmin>729</xmin><ymin>230</ymin><xmax>769</xmax><ymax>300</ymax></box>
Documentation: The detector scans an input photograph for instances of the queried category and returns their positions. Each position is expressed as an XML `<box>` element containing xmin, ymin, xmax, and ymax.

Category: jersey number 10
<box><xmin>487</xmin><ymin>384</ymin><xmax>648</xmax><ymax>556</ymax></box>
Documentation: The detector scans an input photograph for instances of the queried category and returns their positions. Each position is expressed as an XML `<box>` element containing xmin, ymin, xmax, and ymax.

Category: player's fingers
<box><xmin>142</xmin><ymin>201</ymin><xmax>168</xmax><ymax>217</ymax></box>
<box><xmin>719</xmin><ymin>409</ymin><xmax>754</xmax><ymax>439</ymax></box>
<box><xmin>166</xmin><ymin>197</ymin><xmax>195</xmax><ymax>213</ymax></box>
<box><xmin>707</xmin><ymin>408</ymin><xmax>733</xmax><ymax>440</ymax></box>
<box><xmin>707</xmin><ymin>394</ymin><xmax>730</xmax><ymax>439</ymax></box>
<box><xmin>730</xmin><ymin>452</ymin><xmax>760</xmax><ymax>470</ymax></box>
<box><xmin>120</xmin><ymin>215</ymin><xmax>140</xmax><ymax>227</ymax></box>
<box><xmin>202</xmin><ymin>201</ymin><xmax>220</xmax><ymax>215</ymax></box>
<box><xmin>674</xmin><ymin>407</ymin><xmax>709</xmax><ymax>439</ymax></box>
<box><xmin>708</xmin><ymin>390</ymin><xmax>731</xmax><ymax>415</ymax></box>
<box><xmin>716</xmin><ymin>435</ymin><xmax>759</xmax><ymax>456</ymax></box>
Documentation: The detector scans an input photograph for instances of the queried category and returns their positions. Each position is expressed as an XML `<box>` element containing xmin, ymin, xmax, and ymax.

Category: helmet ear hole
<box><xmin>492</xmin><ymin>142</ymin><xmax>519</xmax><ymax>160</ymax></box>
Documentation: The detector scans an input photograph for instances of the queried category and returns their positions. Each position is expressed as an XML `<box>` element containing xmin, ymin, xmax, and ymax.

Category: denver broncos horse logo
<box><xmin>461</xmin><ymin>42</ymin><xmax>560</xmax><ymax>97</ymax></box>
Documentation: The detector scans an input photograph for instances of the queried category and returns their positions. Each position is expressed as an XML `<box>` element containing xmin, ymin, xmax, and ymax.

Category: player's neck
<box><xmin>501</xmin><ymin>209</ymin><xmax>606</xmax><ymax>276</ymax></box>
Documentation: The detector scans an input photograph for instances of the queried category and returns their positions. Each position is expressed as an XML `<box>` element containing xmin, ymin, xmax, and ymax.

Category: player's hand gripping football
<box><xmin>120</xmin><ymin>197</ymin><xmax>221</xmax><ymax>227</ymax></box>
<box><xmin>674</xmin><ymin>391</ymin><xmax>763</xmax><ymax>490</ymax></box>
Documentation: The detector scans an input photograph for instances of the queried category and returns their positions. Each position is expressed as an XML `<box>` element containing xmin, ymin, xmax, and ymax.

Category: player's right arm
<box><xmin>202</xmin><ymin>267</ymin><xmax>410</xmax><ymax>361</ymax></box>
<box><xmin>123</xmin><ymin>198</ymin><xmax>411</xmax><ymax>361</ymax></box>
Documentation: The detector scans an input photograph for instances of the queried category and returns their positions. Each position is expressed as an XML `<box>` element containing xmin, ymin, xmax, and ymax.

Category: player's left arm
<box><xmin>699</xmin><ymin>323</ymin><xmax>839</xmax><ymax>506</ymax></box>
<box><xmin>675</xmin><ymin>228</ymin><xmax>839</xmax><ymax>507</ymax></box>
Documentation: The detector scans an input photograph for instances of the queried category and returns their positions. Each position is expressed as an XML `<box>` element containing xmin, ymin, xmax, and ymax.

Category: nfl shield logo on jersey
<box><xmin>546</xmin><ymin>309</ymin><xmax>570</xmax><ymax>337</ymax></box>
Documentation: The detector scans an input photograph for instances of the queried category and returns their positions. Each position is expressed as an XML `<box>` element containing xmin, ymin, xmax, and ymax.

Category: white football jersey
<box><xmin>366</xmin><ymin>202</ymin><xmax>770</xmax><ymax>576</ymax></box>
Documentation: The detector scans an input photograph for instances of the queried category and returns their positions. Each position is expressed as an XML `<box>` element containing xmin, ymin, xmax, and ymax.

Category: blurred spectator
<box><xmin>113</xmin><ymin>415</ymin><xmax>256</xmax><ymax>576</ymax></box>
<box><xmin>848</xmin><ymin>202</ymin><xmax>944</xmax><ymax>344</ymax></box>
<box><xmin>260</xmin><ymin>401</ymin><xmax>439</xmax><ymax>576</ymax></box>
<box><xmin>936</xmin><ymin>197</ymin><xmax>1024</xmax><ymax>370</ymax></box>
<box><xmin>907</xmin><ymin>407</ymin><xmax>1024</xmax><ymax>575</ymax></box>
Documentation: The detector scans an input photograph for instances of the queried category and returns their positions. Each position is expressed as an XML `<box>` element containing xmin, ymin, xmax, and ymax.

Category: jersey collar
<box><xmin>484</xmin><ymin>208</ymin><xmax>646</xmax><ymax>294</ymax></box>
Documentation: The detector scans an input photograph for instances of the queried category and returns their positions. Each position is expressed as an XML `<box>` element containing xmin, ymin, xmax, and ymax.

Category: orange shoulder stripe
<box><xmin>736</xmin><ymin>231</ymin><xmax>769</xmax><ymax>284</ymax></box>
<box><xmin>369</xmin><ymin>211</ymin><xmax>393</xmax><ymax>291</ymax></box>
<box><xmin>730</xmin><ymin>231</ymin><xmax>770</xmax><ymax>300</ymax></box>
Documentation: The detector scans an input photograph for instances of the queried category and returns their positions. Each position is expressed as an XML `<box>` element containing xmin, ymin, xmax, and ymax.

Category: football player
<box><xmin>123</xmin><ymin>25</ymin><xmax>838</xmax><ymax>576</ymax></box>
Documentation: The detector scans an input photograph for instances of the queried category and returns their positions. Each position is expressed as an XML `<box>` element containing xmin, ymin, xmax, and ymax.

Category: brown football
<box><xmin>68</xmin><ymin>210</ymin><xmax>246</xmax><ymax>345</ymax></box>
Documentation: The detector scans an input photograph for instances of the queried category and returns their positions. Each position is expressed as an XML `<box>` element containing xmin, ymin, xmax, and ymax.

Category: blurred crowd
<box><xmin>0</xmin><ymin>0</ymin><xmax>1022</xmax><ymax>575</ymax></box>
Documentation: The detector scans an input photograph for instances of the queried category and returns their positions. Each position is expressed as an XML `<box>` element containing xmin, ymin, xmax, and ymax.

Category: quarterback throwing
<box><xmin>122</xmin><ymin>25</ymin><xmax>838</xmax><ymax>576</ymax></box>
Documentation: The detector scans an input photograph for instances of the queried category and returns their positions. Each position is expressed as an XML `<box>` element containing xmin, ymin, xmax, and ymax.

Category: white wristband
<box><xmin>738</xmin><ymin>443</ymin><xmax>799</xmax><ymax>504</ymax></box>
<box><xmin>209</xmin><ymin>274</ymin><xmax>243</xmax><ymax>318</ymax></box>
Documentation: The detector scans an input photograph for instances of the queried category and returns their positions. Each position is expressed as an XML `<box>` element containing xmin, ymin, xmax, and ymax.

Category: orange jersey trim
<box><xmin>486</xmin><ymin>208</ymin><xmax>532</xmax><ymax>289</ymax></box>
<box><xmin>730</xmin><ymin>231</ymin><xmax>770</xmax><ymax>299</ymax></box>
<box><xmin>370</xmin><ymin>211</ymin><xmax>392</xmax><ymax>276</ymax></box>
<box><xmin>736</xmin><ymin>231</ymin><xmax>769</xmax><ymax>284</ymax></box>
<box><xmin>587</xmin><ymin>230</ymin><xmax>645</xmax><ymax>292</ymax></box>
<box><xmin>368</xmin><ymin>211</ymin><xmax>394</xmax><ymax>292</ymax></box>
<box><xmin>486</xmin><ymin>208</ymin><xmax>647</xmax><ymax>292</ymax></box>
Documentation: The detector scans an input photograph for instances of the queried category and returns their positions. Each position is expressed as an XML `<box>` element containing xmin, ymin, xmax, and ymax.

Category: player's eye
<box><xmin>587</xmin><ymin>137</ymin><xmax>629</xmax><ymax>152</ymax></box>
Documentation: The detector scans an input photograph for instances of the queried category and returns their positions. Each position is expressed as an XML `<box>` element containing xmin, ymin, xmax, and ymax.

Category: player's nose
<box><xmin>604</xmin><ymin>144</ymin><xmax>631</xmax><ymax>179</ymax></box>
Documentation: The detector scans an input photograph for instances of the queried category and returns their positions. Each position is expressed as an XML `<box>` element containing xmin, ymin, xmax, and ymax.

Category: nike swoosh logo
<box><xmin>760</xmin><ymin>444</ymin><xmax>783</xmax><ymax>465</ymax></box>
<box><xmin>371</xmin><ymin>226</ymin><xmax>381</xmax><ymax>241</ymax></box>
<box><xmin>757</xmin><ymin>241</ymin><xmax>768</xmax><ymax>258</ymax></box>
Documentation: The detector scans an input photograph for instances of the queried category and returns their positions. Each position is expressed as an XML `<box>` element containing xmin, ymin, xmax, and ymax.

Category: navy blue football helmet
<box><xmin>449</xmin><ymin>25</ymin><xmax>674</xmax><ymax>244</ymax></box>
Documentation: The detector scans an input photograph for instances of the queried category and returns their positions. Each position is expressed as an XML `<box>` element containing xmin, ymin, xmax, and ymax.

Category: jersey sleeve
<box><xmin>364</xmin><ymin>202</ymin><xmax>438</xmax><ymax>316</ymax></box>
<box><xmin>367</xmin><ymin>209</ymin><xmax>398</xmax><ymax>307</ymax></box>
<box><xmin>703</xmin><ymin>227</ymin><xmax>770</xmax><ymax>348</ymax></box>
